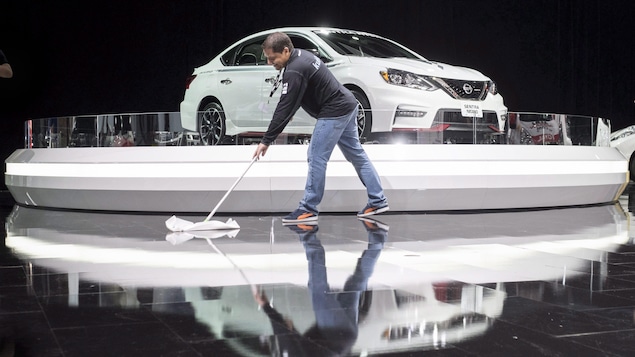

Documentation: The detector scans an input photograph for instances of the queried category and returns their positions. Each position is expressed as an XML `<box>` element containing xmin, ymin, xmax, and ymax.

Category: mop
<box><xmin>165</xmin><ymin>228</ymin><xmax>241</xmax><ymax>245</ymax></box>
<box><xmin>204</xmin><ymin>237</ymin><xmax>255</xmax><ymax>290</ymax></box>
<box><xmin>165</xmin><ymin>157</ymin><xmax>257</xmax><ymax>232</ymax></box>
<box><xmin>164</xmin><ymin>228</ymin><xmax>256</xmax><ymax>293</ymax></box>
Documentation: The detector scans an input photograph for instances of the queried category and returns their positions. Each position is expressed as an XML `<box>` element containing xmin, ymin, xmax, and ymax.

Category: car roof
<box><xmin>250</xmin><ymin>27</ymin><xmax>384</xmax><ymax>39</ymax></box>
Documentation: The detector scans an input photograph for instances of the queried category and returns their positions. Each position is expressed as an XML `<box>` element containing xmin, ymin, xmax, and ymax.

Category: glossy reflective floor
<box><xmin>3</xmin><ymin>187</ymin><xmax>635</xmax><ymax>357</ymax></box>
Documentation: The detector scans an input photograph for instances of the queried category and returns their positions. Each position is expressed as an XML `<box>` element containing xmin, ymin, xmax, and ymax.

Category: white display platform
<box><xmin>4</xmin><ymin>144</ymin><xmax>629</xmax><ymax>213</ymax></box>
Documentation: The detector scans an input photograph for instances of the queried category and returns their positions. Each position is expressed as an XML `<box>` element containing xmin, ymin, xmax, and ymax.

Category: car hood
<box><xmin>346</xmin><ymin>56</ymin><xmax>490</xmax><ymax>81</ymax></box>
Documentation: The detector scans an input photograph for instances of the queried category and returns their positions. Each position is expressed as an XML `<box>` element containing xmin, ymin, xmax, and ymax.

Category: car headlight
<box><xmin>380</xmin><ymin>69</ymin><xmax>436</xmax><ymax>90</ymax></box>
<box><xmin>611</xmin><ymin>128</ymin><xmax>635</xmax><ymax>141</ymax></box>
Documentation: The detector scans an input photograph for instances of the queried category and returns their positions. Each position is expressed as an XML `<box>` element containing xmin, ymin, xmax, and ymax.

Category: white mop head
<box><xmin>165</xmin><ymin>215</ymin><xmax>240</xmax><ymax>232</ymax></box>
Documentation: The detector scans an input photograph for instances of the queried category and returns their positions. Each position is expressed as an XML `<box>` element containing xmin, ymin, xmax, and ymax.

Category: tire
<box><xmin>350</xmin><ymin>89</ymin><xmax>372</xmax><ymax>143</ymax></box>
<box><xmin>629</xmin><ymin>154</ymin><xmax>635</xmax><ymax>181</ymax></box>
<box><xmin>198</xmin><ymin>101</ymin><xmax>226</xmax><ymax>145</ymax></box>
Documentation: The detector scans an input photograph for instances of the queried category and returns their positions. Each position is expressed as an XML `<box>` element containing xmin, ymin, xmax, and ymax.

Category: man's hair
<box><xmin>262</xmin><ymin>32</ymin><xmax>294</xmax><ymax>53</ymax></box>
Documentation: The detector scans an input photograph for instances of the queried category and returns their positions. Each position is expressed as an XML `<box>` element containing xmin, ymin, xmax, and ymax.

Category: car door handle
<box><xmin>220</xmin><ymin>78</ymin><xmax>232</xmax><ymax>85</ymax></box>
<box><xmin>265</xmin><ymin>77</ymin><xmax>276</xmax><ymax>84</ymax></box>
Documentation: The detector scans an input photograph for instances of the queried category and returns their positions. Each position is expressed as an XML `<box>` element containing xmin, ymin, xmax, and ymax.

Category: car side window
<box><xmin>220</xmin><ymin>47</ymin><xmax>238</xmax><ymax>66</ymax></box>
<box><xmin>289</xmin><ymin>35</ymin><xmax>332</xmax><ymax>63</ymax></box>
<box><xmin>222</xmin><ymin>35</ymin><xmax>330</xmax><ymax>66</ymax></box>
<box><xmin>220</xmin><ymin>36</ymin><xmax>268</xmax><ymax>66</ymax></box>
<box><xmin>235</xmin><ymin>36</ymin><xmax>268</xmax><ymax>66</ymax></box>
<box><xmin>236</xmin><ymin>42</ymin><xmax>262</xmax><ymax>66</ymax></box>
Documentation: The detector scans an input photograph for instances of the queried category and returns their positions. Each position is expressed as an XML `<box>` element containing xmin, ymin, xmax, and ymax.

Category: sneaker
<box><xmin>282</xmin><ymin>208</ymin><xmax>318</xmax><ymax>224</ymax></box>
<box><xmin>358</xmin><ymin>217</ymin><xmax>390</xmax><ymax>233</ymax></box>
<box><xmin>357</xmin><ymin>203</ymin><xmax>389</xmax><ymax>217</ymax></box>
<box><xmin>286</xmin><ymin>223</ymin><xmax>319</xmax><ymax>235</ymax></box>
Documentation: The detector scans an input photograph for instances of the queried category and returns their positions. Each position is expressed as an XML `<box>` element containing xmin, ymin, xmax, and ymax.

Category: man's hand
<box><xmin>252</xmin><ymin>285</ymin><xmax>269</xmax><ymax>307</ymax></box>
<box><xmin>253</xmin><ymin>143</ymin><xmax>269</xmax><ymax>159</ymax></box>
<box><xmin>0</xmin><ymin>63</ymin><xmax>13</xmax><ymax>78</ymax></box>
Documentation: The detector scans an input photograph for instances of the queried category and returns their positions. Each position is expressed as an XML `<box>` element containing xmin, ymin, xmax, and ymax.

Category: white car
<box><xmin>180</xmin><ymin>27</ymin><xmax>508</xmax><ymax>145</ymax></box>
<box><xmin>610</xmin><ymin>124</ymin><xmax>635</xmax><ymax>176</ymax></box>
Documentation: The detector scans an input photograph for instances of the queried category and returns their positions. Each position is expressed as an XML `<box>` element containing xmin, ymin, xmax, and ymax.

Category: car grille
<box><xmin>436</xmin><ymin>79</ymin><xmax>489</xmax><ymax>100</ymax></box>
<box><xmin>435</xmin><ymin>110</ymin><xmax>499</xmax><ymax>128</ymax></box>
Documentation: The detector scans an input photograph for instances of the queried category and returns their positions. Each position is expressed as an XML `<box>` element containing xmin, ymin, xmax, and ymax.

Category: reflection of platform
<box><xmin>5</xmin><ymin>203</ymin><xmax>629</xmax><ymax>287</ymax></box>
<box><xmin>5</xmin><ymin>204</ymin><xmax>629</xmax><ymax>354</ymax></box>
<box><xmin>4</xmin><ymin>144</ymin><xmax>629</xmax><ymax>213</ymax></box>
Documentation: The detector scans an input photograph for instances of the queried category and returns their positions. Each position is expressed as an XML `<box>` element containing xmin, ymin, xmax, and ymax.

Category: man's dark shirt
<box><xmin>261</xmin><ymin>48</ymin><xmax>357</xmax><ymax>145</ymax></box>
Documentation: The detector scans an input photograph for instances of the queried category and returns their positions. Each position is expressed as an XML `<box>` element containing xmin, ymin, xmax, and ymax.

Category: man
<box><xmin>252</xmin><ymin>32</ymin><xmax>388</xmax><ymax>224</ymax></box>
<box><xmin>0</xmin><ymin>50</ymin><xmax>13</xmax><ymax>78</ymax></box>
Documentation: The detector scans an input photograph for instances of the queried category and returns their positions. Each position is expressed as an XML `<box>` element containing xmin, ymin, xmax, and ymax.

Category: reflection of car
<box><xmin>508</xmin><ymin>113</ymin><xmax>572</xmax><ymax>145</ymax></box>
<box><xmin>189</xmin><ymin>283</ymin><xmax>503</xmax><ymax>355</ymax></box>
<box><xmin>610</xmin><ymin>125</ymin><xmax>635</xmax><ymax>176</ymax></box>
<box><xmin>180</xmin><ymin>27</ymin><xmax>508</xmax><ymax>145</ymax></box>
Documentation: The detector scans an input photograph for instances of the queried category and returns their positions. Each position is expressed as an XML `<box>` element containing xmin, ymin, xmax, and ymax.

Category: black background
<box><xmin>1</xmin><ymin>0</ymin><xmax>634</xmax><ymax>163</ymax></box>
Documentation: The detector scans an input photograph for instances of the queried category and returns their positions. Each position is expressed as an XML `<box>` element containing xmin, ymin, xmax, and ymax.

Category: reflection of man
<box><xmin>253</xmin><ymin>219</ymin><xmax>387</xmax><ymax>356</ymax></box>
<box><xmin>0</xmin><ymin>50</ymin><xmax>13</xmax><ymax>78</ymax></box>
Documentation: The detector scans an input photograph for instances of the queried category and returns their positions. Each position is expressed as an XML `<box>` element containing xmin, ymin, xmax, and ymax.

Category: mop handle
<box><xmin>205</xmin><ymin>238</ymin><xmax>255</xmax><ymax>289</ymax></box>
<box><xmin>205</xmin><ymin>156</ymin><xmax>258</xmax><ymax>221</ymax></box>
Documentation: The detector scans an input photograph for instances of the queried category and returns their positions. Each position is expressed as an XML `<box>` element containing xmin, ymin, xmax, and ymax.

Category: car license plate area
<box><xmin>460</xmin><ymin>102</ymin><xmax>483</xmax><ymax>118</ymax></box>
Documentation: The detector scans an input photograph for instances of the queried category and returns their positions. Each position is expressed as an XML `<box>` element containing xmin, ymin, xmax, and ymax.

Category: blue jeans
<box><xmin>299</xmin><ymin>108</ymin><xmax>387</xmax><ymax>214</ymax></box>
<box><xmin>302</xmin><ymin>231</ymin><xmax>383</xmax><ymax>352</ymax></box>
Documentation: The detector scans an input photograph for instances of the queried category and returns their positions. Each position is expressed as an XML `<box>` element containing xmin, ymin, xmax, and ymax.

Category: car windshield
<box><xmin>314</xmin><ymin>30</ymin><xmax>422</xmax><ymax>59</ymax></box>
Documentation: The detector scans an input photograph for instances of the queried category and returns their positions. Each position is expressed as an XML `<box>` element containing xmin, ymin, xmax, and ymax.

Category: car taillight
<box><xmin>185</xmin><ymin>75</ymin><xmax>197</xmax><ymax>89</ymax></box>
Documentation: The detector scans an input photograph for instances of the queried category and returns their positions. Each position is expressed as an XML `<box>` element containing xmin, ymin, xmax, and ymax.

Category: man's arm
<box><xmin>260</xmin><ymin>70</ymin><xmax>306</xmax><ymax>145</ymax></box>
<box><xmin>0</xmin><ymin>63</ymin><xmax>13</xmax><ymax>78</ymax></box>
<box><xmin>254</xmin><ymin>71</ymin><xmax>306</xmax><ymax>159</ymax></box>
